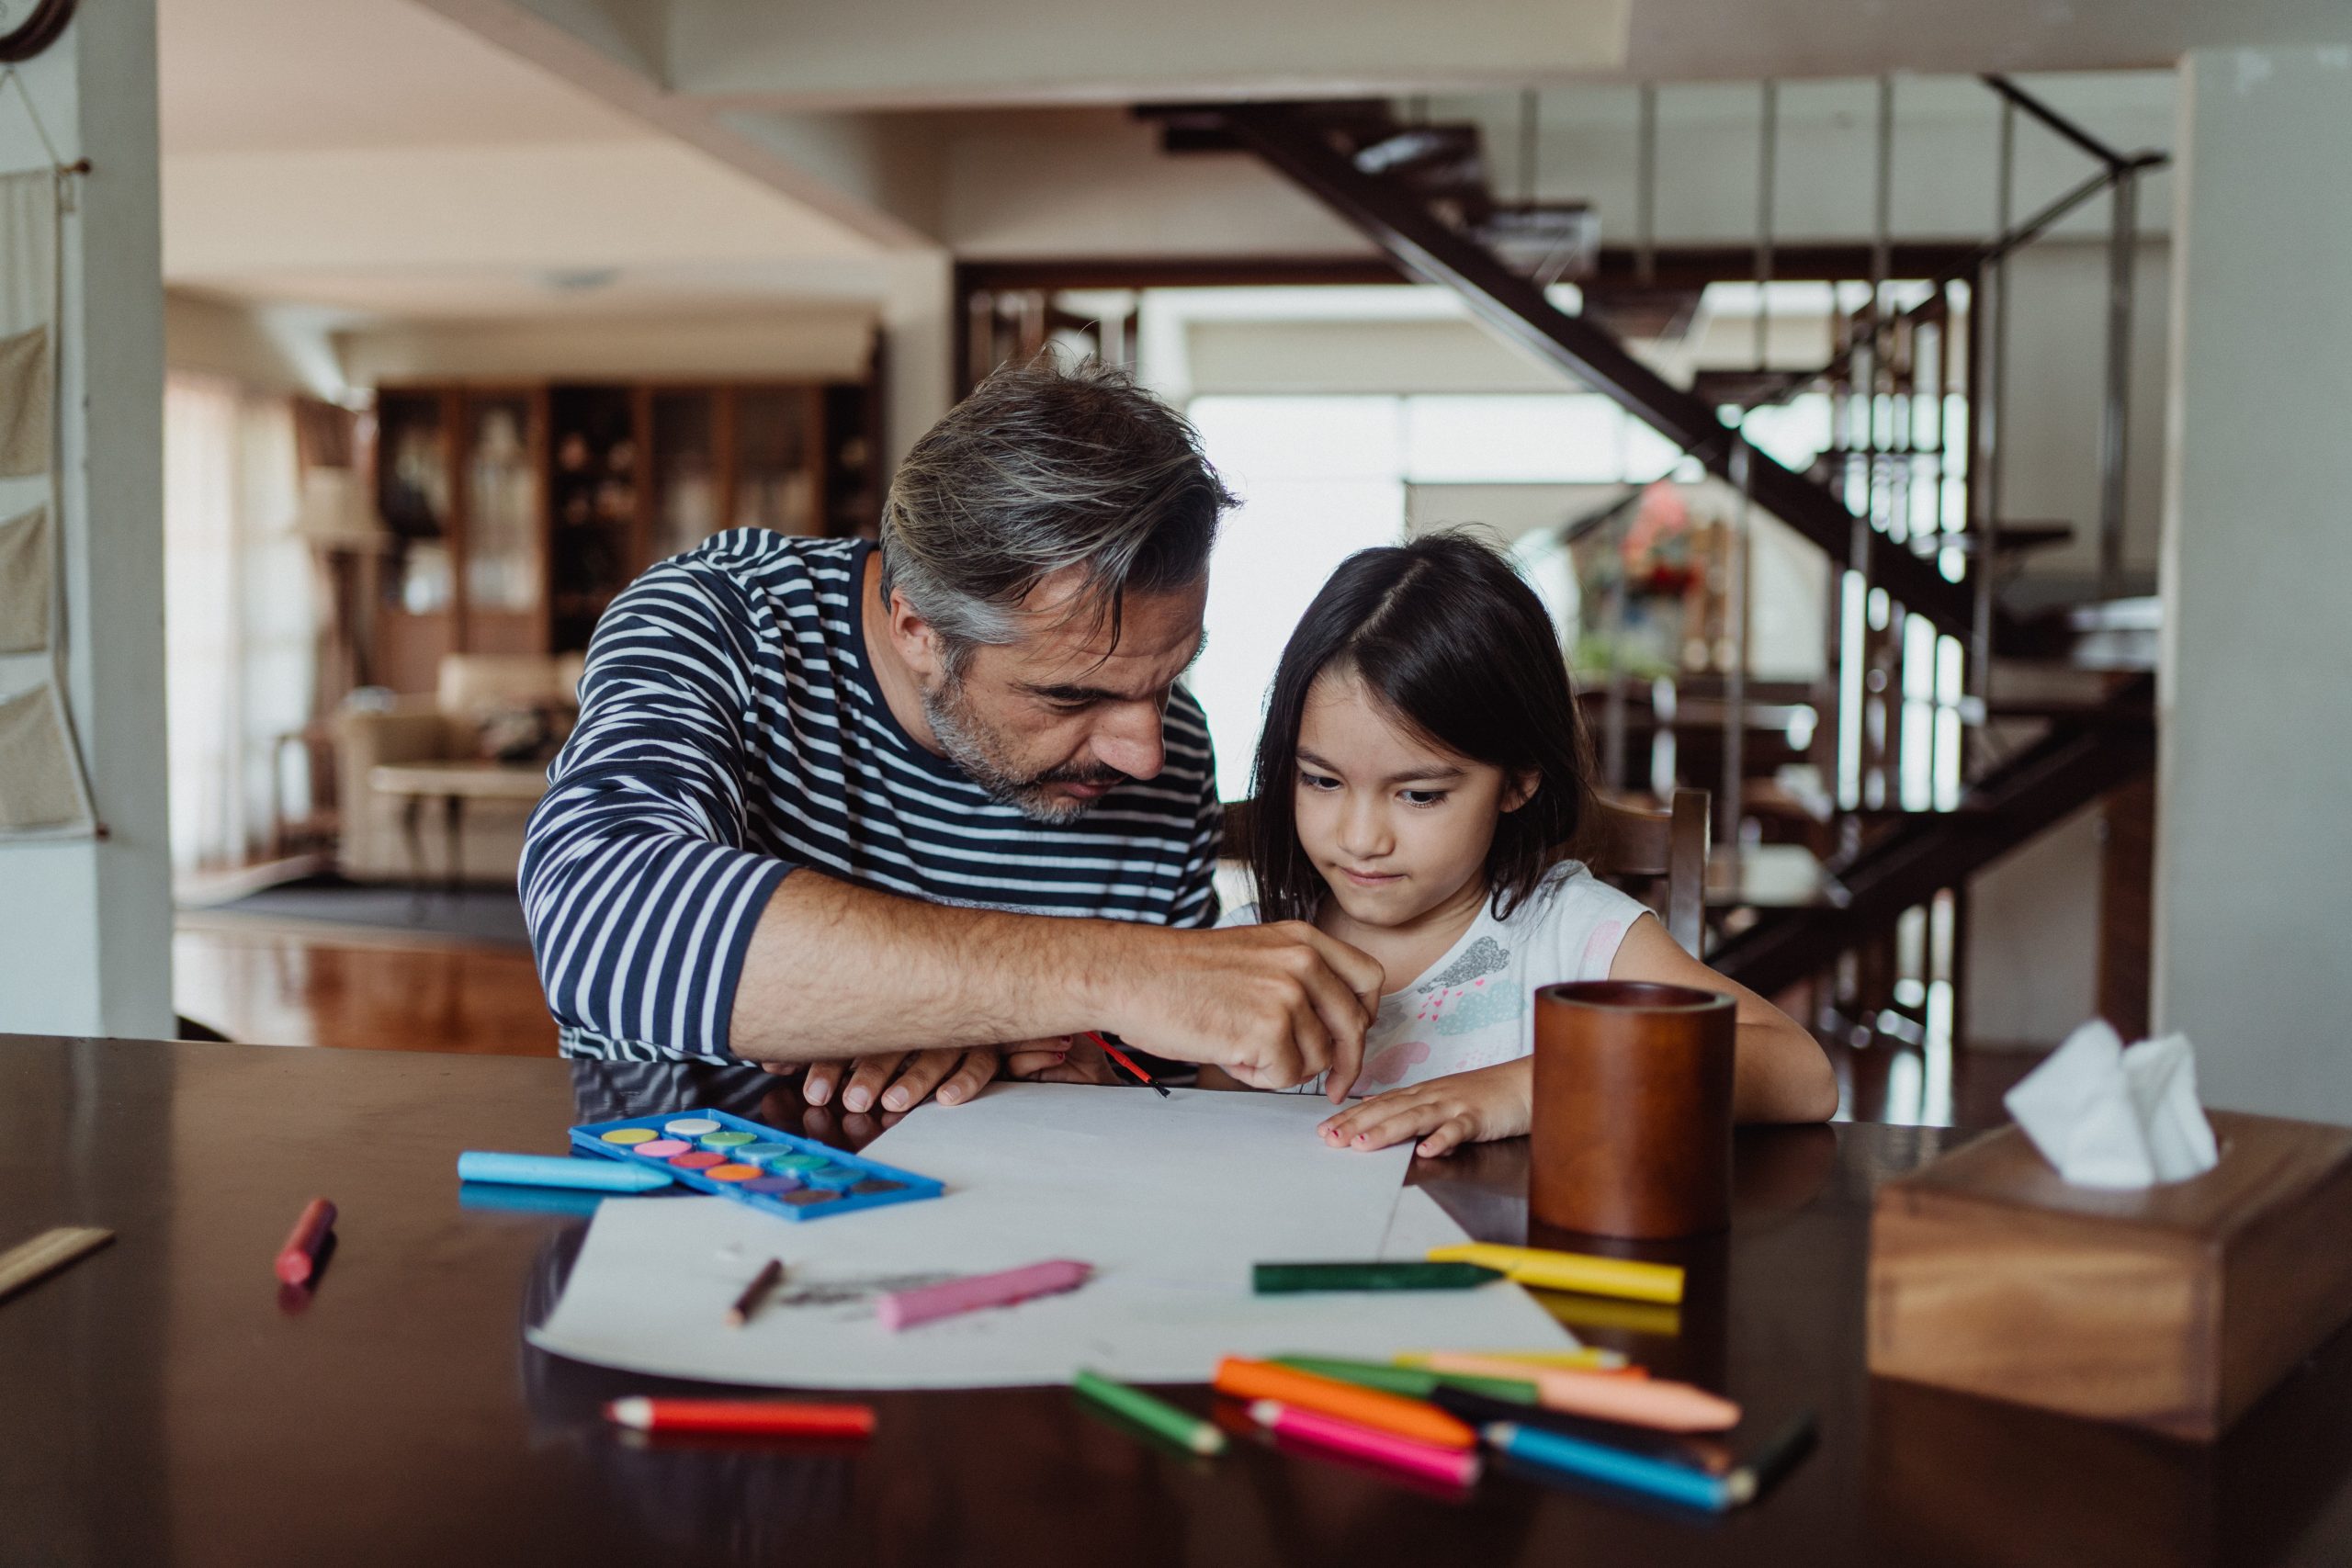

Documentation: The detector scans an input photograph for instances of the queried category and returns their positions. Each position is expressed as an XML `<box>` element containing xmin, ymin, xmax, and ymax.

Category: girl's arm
<box><xmin>1608</xmin><ymin>914</ymin><xmax>1839</xmax><ymax>1123</ymax></box>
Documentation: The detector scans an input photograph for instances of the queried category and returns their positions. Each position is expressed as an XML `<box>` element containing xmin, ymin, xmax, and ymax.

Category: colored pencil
<box><xmin>1074</xmin><ymin>1369</ymin><xmax>1227</xmax><ymax>1455</ymax></box>
<box><xmin>275</xmin><ymin>1198</ymin><xmax>337</xmax><ymax>1287</ymax></box>
<box><xmin>1272</xmin><ymin>1355</ymin><xmax>1537</xmax><ymax>1404</ymax></box>
<box><xmin>1430</xmin><ymin>1385</ymin><xmax>1736</xmax><ymax>1473</ymax></box>
<box><xmin>1738</xmin><ymin>1410</ymin><xmax>1819</xmax><ymax>1496</ymax></box>
<box><xmin>1213</xmin><ymin>1357</ymin><xmax>1475</xmax><ymax>1450</ymax></box>
<box><xmin>1425</xmin><ymin>1242</ymin><xmax>1684</xmax><ymax>1304</ymax></box>
<box><xmin>0</xmin><ymin>1225</ymin><xmax>113</xmax><ymax>1303</ymax></box>
<box><xmin>1486</xmin><ymin>1421</ymin><xmax>1748</xmax><ymax>1511</ymax></box>
<box><xmin>1083</xmin><ymin>1031</ymin><xmax>1169</xmax><ymax>1097</ymax></box>
<box><xmin>727</xmin><ymin>1258</ymin><xmax>786</xmax><ymax>1327</ymax></box>
<box><xmin>605</xmin><ymin>1397</ymin><xmax>875</xmax><ymax>1438</ymax></box>
<box><xmin>1253</xmin><ymin>1260</ymin><xmax>1503</xmax><ymax>1293</ymax></box>
<box><xmin>876</xmin><ymin>1258</ymin><xmax>1092</xmax><ymax>1330</ymax></box>
<box><xmin>1424</xmin><ymin>1353</ymin><xmax>1740</xmax><ymax>1432</ymax></box>
<box><xmin>1252</xmin><ymin>1401</ymin><xmax>1482</xmax><ymax>1488</ymax></box>
<box><xmin>1397</xmin><ymin>1347</ymin><xmax>1631</xmax><ymax>1372</ymax></box>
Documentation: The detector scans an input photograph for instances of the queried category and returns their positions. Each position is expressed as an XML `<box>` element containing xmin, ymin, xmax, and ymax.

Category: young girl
<box><xmin>1221</xmin><ymin>531</ymin><xmax>1837</xmax><ymax>1156</ymax></box>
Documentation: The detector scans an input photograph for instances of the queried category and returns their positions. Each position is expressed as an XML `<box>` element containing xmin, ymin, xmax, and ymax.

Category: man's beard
<box><xmin>921</xmin><ymin>671</ymin><xmax>1129</xmax><ymax>825</ymax></box>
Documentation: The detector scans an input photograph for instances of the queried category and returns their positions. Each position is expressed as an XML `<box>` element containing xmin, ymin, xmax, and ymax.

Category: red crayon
<box><xmin>275</xmin><ymin>1197</ymin><xmax>336</xmax><ymax>1286</ymax></box>
<box><xmin>605</xmin><ymin>1397</ymin><xmax>876</xmax><ymax>1438</ymax></box>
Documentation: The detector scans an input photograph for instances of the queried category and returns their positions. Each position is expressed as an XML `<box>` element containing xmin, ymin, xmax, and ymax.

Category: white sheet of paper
<box><xmin>528</xmin><ymin>1083</ymin><xmax>1575</xmax><ymax>1388</ymax></box>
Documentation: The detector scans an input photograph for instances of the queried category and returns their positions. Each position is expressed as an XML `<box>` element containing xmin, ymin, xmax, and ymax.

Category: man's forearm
<box><xmin>726</xmin><ymin>869</ymin><xmax>1140</xmax><ymax>1064</ymax></box>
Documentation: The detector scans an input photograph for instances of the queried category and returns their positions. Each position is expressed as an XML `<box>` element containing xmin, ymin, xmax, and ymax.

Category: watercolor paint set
<box><xmin>569</xmin><ymin>1108</ymin><xmax>944</xmax><ymax>1222</ymax></box>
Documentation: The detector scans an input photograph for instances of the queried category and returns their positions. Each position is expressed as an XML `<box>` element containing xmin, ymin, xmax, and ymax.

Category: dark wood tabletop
<box><xmin>7</xmin><ymin>1032</ymin><xmax>2352</xmax><ymax>1568</ymax></box>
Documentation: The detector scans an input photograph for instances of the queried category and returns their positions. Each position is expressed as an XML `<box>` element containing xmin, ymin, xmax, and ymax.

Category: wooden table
<box><xmin>368</xmin><ymin>760</ymin><xmax>549</xmax><ymax>897</ymax></box>
<box><xmin>6</xmin><ymin>1032</ymin><xmax>2352</xmax><ymax>1567</ymax></box>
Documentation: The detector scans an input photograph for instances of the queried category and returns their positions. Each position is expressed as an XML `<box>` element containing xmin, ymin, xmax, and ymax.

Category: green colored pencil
<box><xmin>1272</xmin><ymin>1354</ymin><xmax>1539</xmax><ymax>1405</ymax></box>
<box><xmin>1073</xmin><ymin>1368</ymin><xmax>1227</xmax><ymax>1455</ymax></box>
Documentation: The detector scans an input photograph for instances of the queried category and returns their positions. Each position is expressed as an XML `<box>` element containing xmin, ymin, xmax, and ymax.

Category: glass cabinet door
<box><xmin>376</xmin><ymin>390</ymin><xmax>453</xmax><ymax>615</ymax></box>
<box><xmin>731</xmin><ymin>387</ymin><xmax>818</xmax><ymax>535</ymax></box>
<box><xmin>461</xmin><ymin>392</ymin><xmax>542</xmax><ymax>615</ymax></box>
<box><xmin>649</xmin><ymin>389</ymin><xmax>720</xmax><ymax>560</ymax></box>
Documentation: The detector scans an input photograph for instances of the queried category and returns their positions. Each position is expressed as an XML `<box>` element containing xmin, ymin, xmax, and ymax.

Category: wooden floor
<box><xmin>174</xmin><ymin>917</ymin><xmax>2043</xmax><ymax>1126</ymax></box>
<box><xmin>174</xmin><ymin>925</ymin><xmax>558</xmax><ymax>1056</ymax></box>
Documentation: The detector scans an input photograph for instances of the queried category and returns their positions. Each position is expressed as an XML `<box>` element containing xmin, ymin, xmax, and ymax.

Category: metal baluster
<box><xmin>1723</xmin><ymin>437</ymin><xmax>1752</xmax><ymax>852</ymax></box>
<box><xmin>1635</xmin><ymin>85</ymin><xmax>1658</xmax><ymax>288</ymax></box>
<box><xmin>2098</xmin><ymin>166</ymin><xmax>2139</xmax><ymax>604</ymax></box>
<box><xmin>1756</xmin><ymin>80</ymin><xmax>1778</xmax><ymax>368</ymax></box>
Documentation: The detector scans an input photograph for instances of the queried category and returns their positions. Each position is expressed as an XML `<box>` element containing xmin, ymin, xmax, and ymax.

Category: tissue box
<box><xmin>1868</xmin><ymin>1111</ymin><xmax>2352</xmax><ymax>1439</ymax></box>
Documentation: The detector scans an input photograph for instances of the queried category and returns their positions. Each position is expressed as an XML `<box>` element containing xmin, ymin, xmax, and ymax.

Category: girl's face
<box><xmin>1291</xmin><ymin>670</ymin><xmax>1532</xmax><ymax>931</ymax></box>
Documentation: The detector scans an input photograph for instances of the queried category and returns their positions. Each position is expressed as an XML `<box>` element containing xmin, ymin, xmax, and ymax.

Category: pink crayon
<box><xmin>876</xmin><ymin>1258</ymin><xmax>1093</xmax><ymax>1331</ymax></box>
<box><xmin>1249</xmin><ymin>1401</ymin><xmax>1482</xmax><ymax>1489</ymax></box>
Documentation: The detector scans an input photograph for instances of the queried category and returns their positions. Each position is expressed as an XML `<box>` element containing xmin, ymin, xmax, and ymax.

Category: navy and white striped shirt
<box><xmin>521</xmin><ymin>531</ymin><xmax>1222</xmax><ymax>1064</ymax></box>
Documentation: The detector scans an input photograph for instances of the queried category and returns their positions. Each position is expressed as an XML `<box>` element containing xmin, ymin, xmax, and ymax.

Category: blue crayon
<box><xmin>1485</xmin><ymin>1422</ymin><xmax>1750</xmax><ymax>1512</ymax></box>
<box><xmin>456</xmin><ymin>1152</ymin><xmax>675</xmax><ymax>1192</ymax></box>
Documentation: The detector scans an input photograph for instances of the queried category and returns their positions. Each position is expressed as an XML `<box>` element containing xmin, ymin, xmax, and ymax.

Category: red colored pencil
<box><xmin>1083</xmin><ymin>1031</ymin><xmax>1169</xmax><ymax>1097</ymax></box>
<box><xmin>275</xmin><ymin>1197</ymin><xmax>336</xmax><ymax>1286</ymax></box>
<box><xmin>605</xmin><ymin>1397</ymin><xmax>876</xmax><ymax>1438</ymax></box>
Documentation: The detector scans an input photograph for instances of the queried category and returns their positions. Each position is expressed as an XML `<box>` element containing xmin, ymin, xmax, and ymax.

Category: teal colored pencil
<box><xmin>1073</xmin><ymin>1369</ymin><xmax>1227</xmax><ymax>1455</ymax></box>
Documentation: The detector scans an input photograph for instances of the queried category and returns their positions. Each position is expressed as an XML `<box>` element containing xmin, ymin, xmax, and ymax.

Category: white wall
<box><xmin>164</xmin><ymin>291</ymin><xmax>352</xmax><ymax>401</ymax></box>
<box><xmin>1994</xmin><ymin>239</ymin><xmax>2173</xmax><ymax>594</ymax></box>
<box><xmin>2155</xmin><ymin>45</ymin><xmax>2352</xmax><ymax>1119</ymax></box>
<box><xmin>0</xmin><ymin>3</ymin><xmax>175</xmax><ymax>1039</ymax></box>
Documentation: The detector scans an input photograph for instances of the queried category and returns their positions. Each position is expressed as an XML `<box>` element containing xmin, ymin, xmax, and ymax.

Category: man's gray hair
<box><xmin>878</xmin><ymin>355</ymin><xmax>1235</xmax><ymax>667</ymax></box>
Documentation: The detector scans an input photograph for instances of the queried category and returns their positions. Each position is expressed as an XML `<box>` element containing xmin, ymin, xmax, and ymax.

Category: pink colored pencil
<box><xmin>1422</xmin><ymin>1353</ymin><xmax>1741</xmax><ymax>1432</ymax></box>
<box><xmin>1250</xmin><ymin>1400</ymin><xmax>1482</xmax><ymax>1488</ymax></box>
<box><xmin>876</xmin><ymin>1258</ymin><xmax>1092</xmax><ymax>1331</ymax></box>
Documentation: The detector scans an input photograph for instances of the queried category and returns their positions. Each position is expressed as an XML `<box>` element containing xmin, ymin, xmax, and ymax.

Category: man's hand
<box><xmin>1316</xmin><ymin>1059</ymin><xmax>1532</xmax><ymax>1157</ymax></box>
<box><xmin>1099</xmin><ymin>920</ymin><xmax>1385</xmax><ymax>1102</ymax></box>
<box><xmin>774</xmin><ymin>1047</ymin><xmax>1001</xmax><ymax>1113</ymax></box>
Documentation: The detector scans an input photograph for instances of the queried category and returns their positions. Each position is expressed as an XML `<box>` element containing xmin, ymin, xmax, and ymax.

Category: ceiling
<box><xmin>158</xmin><ymin>0</ymin><xmax>640</xmax><ymax>152</ymax></box>
<box><xmin>156</xmin><ymin>0</ymin><xmax>883</xmax><ymax>320</ymax></box>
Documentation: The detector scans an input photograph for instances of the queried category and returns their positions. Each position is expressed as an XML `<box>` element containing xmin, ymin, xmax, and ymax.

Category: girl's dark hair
<box><xmin>1247</xmin><ymin>529</ymin><xmax>1600</xmax><ymax>923</ymax></box>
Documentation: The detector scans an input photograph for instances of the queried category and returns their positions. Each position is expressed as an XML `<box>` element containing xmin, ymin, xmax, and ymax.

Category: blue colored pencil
<box><xmin>1485</xmin><ymin>1421</ymin><xmax>1751</xmax><ymax>1511</ymax></box>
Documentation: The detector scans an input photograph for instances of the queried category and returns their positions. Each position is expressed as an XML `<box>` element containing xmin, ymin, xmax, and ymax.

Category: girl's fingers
<box><xmin>1416</xmin><ymin>1114</ymin><xmax>1476</xmax><ymax>1158</ymax></box>
<box><xmin>1342</xmin><ymin>1097</ymin><xmax>1443</xmax><ymax>1150</ymax></box>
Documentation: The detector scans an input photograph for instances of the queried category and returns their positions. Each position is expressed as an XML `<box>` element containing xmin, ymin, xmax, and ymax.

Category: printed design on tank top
<box><xmin>1362</xmin><ymin>1039</ymin><xmax>1433</xmax><ymax>1085</ymax></box>
<box><xmin>1400</xmin><ymin>933</ymin><xmax>1527</xmax><ymax>1040</ymax></box>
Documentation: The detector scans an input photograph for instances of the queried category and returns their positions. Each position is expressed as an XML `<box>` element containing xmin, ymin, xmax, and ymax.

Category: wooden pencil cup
<box><xmin>1530</xmin><ymin>981</ymin><xmax>1736</xmax><ymax>1239</ymax></box>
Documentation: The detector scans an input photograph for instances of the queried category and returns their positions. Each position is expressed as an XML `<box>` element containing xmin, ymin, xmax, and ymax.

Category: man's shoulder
<box><xmin>659</xmin><ymin>529</ymin><xmax>865</xmax><ymax>598</ymax></box>
<box><xmin>1164</xmin><ymin>681</ymin><xmax>1216</xmax><ymax>784</ymax></box>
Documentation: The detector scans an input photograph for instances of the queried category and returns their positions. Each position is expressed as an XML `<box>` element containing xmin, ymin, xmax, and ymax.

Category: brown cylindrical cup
<box><xmin>1531</xmin><ymin>980</ymin><xmax>1736</xmax><ymax>1239</ymax></box>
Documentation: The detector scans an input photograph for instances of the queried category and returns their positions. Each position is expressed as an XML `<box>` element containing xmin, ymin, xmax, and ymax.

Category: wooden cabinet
<box><xmin>369</xmin><ymin>377</ymin><xmax>877</xmax><ymax>694</ymax></box>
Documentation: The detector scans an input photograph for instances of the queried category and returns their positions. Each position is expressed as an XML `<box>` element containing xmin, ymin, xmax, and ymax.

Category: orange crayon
<box><xmin>1214</xmin><ymin>1358</ymin><xmax>1475</xmax><ymax>1450</ymax></box>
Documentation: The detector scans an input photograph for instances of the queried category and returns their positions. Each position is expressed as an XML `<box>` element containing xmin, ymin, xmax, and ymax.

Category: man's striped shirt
<box><xmin>520</xmin><ymin>531</ymin><xmax>1222</xmax><ymax>1064</ymax></box>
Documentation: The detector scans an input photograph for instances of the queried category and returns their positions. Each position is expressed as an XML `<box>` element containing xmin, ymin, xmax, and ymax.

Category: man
<box><xmin>521</xmin><ymin>357</ymin><xmax>1382</xmax><ymax>1112</ymax></box>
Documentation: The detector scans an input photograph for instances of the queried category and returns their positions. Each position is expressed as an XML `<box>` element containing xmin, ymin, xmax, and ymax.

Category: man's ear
<box><xmin>886</xmin><ymin>588</ymin><xmax>948</xmax><ymax>684</ymax></box>
<box><xmin>1499</xmin><ymin>769</ymin><xmax>1541</xmax><ymax>813</ymax></box>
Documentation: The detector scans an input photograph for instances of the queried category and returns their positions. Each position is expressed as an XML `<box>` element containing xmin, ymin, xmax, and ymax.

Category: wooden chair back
<box><xmin>1216</xmin><ymin>787</ymin><xmax>1710</xmax><ymax>955</ymax></box>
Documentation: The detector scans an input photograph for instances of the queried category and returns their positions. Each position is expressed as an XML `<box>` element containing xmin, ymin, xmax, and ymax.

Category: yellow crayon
<box><xmin>1426</xmin><ymin>1242</ymin><xmax>1684</xmax><ymax>1304</ymax></box>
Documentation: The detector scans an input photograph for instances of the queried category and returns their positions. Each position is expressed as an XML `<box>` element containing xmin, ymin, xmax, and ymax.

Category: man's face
<box><xmin>891</xmin><ymin>564</ymin><xmax>1209</xmax><ymax>824</ymax></box>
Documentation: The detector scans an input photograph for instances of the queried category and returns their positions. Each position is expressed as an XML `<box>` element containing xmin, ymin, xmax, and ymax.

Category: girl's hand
<box><xmin>1316</xmin><ymin>1059</ymin><xmax>1532</xmax><ymax>1157</ymax></box>
<box><xmin>1003</xmin><ymin>1036</ymin><xmax>1120</xmax><ymax>1085</ymax></box>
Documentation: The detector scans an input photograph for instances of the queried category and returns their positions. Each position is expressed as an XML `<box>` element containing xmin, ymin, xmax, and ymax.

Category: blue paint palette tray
<box><xmin>569</xmin><ymin>1107</ymin><xmax>944</xmax><ymax>1222</ymax></box>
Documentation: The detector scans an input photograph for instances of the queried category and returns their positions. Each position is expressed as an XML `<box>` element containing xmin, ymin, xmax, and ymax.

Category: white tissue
<box><xmin>2003</xmin><ymin>1021</ymin><xmax>2221</xmax><ymax>1189</ymax></box>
